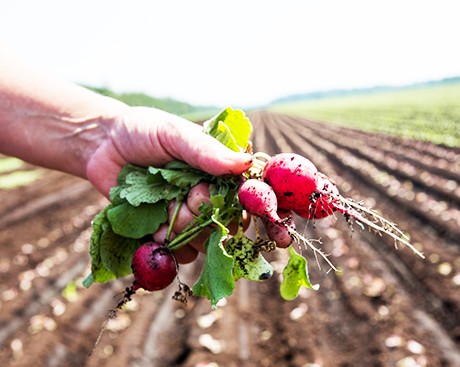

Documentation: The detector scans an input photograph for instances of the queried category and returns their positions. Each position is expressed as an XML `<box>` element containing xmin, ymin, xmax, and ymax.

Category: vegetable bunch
<box><xmin>84</xmin><ymin>108</ymin><xmax>423</xmax><ymax>308</ymax></box>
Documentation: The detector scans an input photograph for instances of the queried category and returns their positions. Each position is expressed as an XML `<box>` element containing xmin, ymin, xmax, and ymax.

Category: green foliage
<box><xmin>271</xmin><ymin>83</ymin><xmax>460</xmax><ymax>147</ymax></box>
<box><xmin>84</xmin><ymin>207</ymin><xmax>117</xmax><ymax>286</ymax></box>
<box><xmin>226</xmin><ymin>228</ymin><xmax>273</xmax><ymax>282</ymax></box>
<box><xmin>84</xmin><ymin>85</ymin><xmax>217</xmax><ymax>118</ymax></box>
<box><xmin>83</xmin><ymin>107</ymin><xmax>318</xmax><ymax>307</ymax></box>
<box><xmin>191</xmin><ymin>216</ymin><xmax>235</xmax><ymax>309</ymax></box>
<box><xmin>203</xmin><ymin>107</ymin><xmax>253</xmax><ymax>152</ymax></box>
<box><xmin>280</xmin><ymin>246</ymin><xmax>318</xmax><ymax>300</ymax></box>
<box><xmin>84</xmin><ymin>162</ymin><xmax>210</xmax><ymax>287</ymax></box>
<box><xmin>107</xmin><ymin>201</ymin><xmax>168</xmax><ymax>239</ymax></box>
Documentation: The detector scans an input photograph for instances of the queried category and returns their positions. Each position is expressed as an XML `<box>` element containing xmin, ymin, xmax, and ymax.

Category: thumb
<box><xmin>183</xmin><ymin>134</ymin><xmax>253</xmax><ymax>176</ymax></box>
<box><xmin>158</xmin><ymin>115</ymin><xmax>253</xmax><ymax>176</ymax></box>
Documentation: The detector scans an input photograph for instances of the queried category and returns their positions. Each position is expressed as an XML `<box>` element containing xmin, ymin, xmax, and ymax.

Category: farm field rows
<box><xmin>269</xmin><ymin>82</ymin><xmax>460</xmax><ymax>147</ymax></box>
<box><xmin>0</xmin><ymin>111</ymin><xmax>459</xmax><ymax>366</ymax></box>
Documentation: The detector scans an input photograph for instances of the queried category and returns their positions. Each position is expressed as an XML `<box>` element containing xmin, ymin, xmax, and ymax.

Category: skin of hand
<box><xmin>0</xmin><ymin>46</ymin><xmax>252</xmax><ymax>263</ymax></box>
<box><xmin>86</xmin><ymin>107</ymin><xmax>252</xmax><ymax>263</ymax></box>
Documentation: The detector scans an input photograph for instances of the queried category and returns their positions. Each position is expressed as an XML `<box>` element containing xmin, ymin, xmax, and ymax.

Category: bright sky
<box><xmin>1</xmin><ymin>0</ymin><xmax>459</xmax><ymax>107</ymax></box>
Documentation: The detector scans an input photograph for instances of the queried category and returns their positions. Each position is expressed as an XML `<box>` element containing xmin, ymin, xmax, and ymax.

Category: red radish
<box><xmin>91</xmin><ymin>242</ymin><xmax>178</xmax><ymax>354</ymax></box>
<box><xmin>238</xmin><ymin>179</ymin><xmax>280</xmax><ymax>223</ymax></box>
<box><xmin>262</xmin><ymin>153</ymin><xmax>318</xmax><ymax>211</ymax></box>
<box><xmin>263</xmin><ymin>209</ymin><xmax>295</xmax><ymax>248</ymax></box>
<box><xmin>295</xmin><ymin>174</ymin><xmax>340</xmax><ymax>220</ymax></box>
<box><xmin>131</xmin><ymin>242</ymin><xmax>177</xmax><ymax>291</ymax></box>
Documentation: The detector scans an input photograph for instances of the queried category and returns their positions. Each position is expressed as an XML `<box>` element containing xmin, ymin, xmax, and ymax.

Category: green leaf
<box><xmin>280</xmin><ymin>246</ymin><xmax>319</xmax><ymax>300</ymax></box>
<box><xmin>117</xmin><ymin>164</ymin><xmax>146</xmax><ymax>185</ymax></box>
<box><xmin>203</xmin><ymin>107</ymin><xmax>252</xmax><ymax>152</ymax></box>
<box><xmin>119</xmin><ymin>170</ymin><xmax>182</xmax><ymax>206</ymax></box>
<box><xmin>192</xmin><ymin>218</ymin><xmax>234</xmax><ymax>308</ymax></box>
<box><xmin>148</xmin><ymin>165</ymin><xmax>205</xmax><ymax>189</ymax></box>
<box><xmin>226</xmin><ymin>230</ymin><xmax>273</xmax><ymax>282</ymax></box>
<box><xmin>107</xmin><ymin>201</ymin><xmax>168</xmax><ymax>239</ymax></box>
<box><xmin>209</xmin><ymin>177</ymin><xmax>241</xmax><ymax>224</ymax></box>
<box><xmin>163</xmin><ymin>161</ymin><xmax>195</xmax><ymax>170</ymax></box>
<box><xmin>109</xmin><ymin>186</ymin><xmax>125</xmax><ymax>206</ymax></box>
<box><xmin>99</xmin><ymin>223</ymin><xmax>140</xmax><ymax>278</ymax></box>
<box><xmin>86</xmin><ymin>206</ymin><xmax>116</xmax><ymax>285</ymax></box>
<box><xmin>210</xmin><ymin>194</ymin><xmax>225</xmax><ymax>211</ymax></box>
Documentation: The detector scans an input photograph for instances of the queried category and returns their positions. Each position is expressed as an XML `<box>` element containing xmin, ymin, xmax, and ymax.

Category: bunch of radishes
<box><xmin>240</xmin><ymin>152</ymin><xmax>424</xmax><ymax>269</ymax></box>
<box><xmin>128</xmin><ymin>152</ymin><xmax>424</xmax><ymax>298</ymax></box>
<box><xmin>85</xmin><ymin>107</ymin><xmax>427</xmax><ymax>344</ymax></box>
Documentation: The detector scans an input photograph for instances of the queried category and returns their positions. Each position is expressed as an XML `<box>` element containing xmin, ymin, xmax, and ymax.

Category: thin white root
<box><xmin>340</xmin><ymin>197</ymin><xmax>425</xmax><ymax>259</ymax></box>
<box><xmin>286</xmin><ymin>226</ymin><xmax>338</xmax><ymax>272</ymax></box>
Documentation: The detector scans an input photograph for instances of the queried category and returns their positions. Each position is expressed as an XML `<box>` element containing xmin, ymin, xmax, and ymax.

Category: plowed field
<box><xmin>1</xmin><ymin>111</ymin><xmax>459</xmax><ymax>367</ymax></box>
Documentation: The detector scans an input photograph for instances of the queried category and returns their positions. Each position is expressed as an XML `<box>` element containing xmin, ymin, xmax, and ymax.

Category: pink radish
<box><xmin>262</xmin><ymin>153</ymin><xmax>318</xmax><ymax>211</ymax></box>
<box><xmin>295</xmin><ymin>174</ymin><xmax>340</xmax><ymax>220</ymax></box>
<box><xmin>238</xmin><ymin>179</ymin><xmax>280</xmax><ymax>223</ymax></box>
<box><xmin>263</xmin><ymin>209</ymin><xmax>295</xmax><ymax>248</ymax></box>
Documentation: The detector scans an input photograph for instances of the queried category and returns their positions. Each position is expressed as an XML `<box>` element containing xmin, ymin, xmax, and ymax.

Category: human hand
<box><xmin>85</xmin><ymin>106</ymin><xmax>252</xmax><ymax>263</ymax></box>
<box><xmin>0</xmin><ymin>50</ymin><xmax>251</xmax><ymax>265</ymax></box>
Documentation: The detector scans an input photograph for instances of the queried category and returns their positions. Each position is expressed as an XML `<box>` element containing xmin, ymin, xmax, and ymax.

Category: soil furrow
<box><xmin>1</xmin><ymin>111</ymin><xmax>459</xmax><ymax>367</ymax></box>
<box><xmin>274</xmin><ymin>116</ymin><xmax>460</xmax><ymax>242</ymax></box>
<box><xmin>280</xmin><ymin>114</ymin><xmax>460</xmax><ymax>207</ymax></box>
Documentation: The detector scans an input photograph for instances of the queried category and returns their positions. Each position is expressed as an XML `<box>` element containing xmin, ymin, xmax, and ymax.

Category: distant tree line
<box><xmin>84</xmin><ymin>85</ymin><xmax>214</xmax><ymax>116</ymax></box>
<box><xmin>269</xmin><ymin>76</ymin><xmax>460</xmax><ymax>105</ymax></box>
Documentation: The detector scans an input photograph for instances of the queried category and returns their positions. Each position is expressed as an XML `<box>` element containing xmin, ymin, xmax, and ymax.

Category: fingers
<box><xmin>167</xmin><ymin>200</ymin><xmax>195</xmax><ymax>234</ymax></box>
<box><xmin>173</xmin><ymin>245</ymin><xmax>198</xmax><ymax>264</ymax></box>
<box><xmin>151</xmin><ymin>182</ymin><xmax>215</xmax><ymax>262</ymax></box>
<box><xmin>152</xmin><ymin>224</ymin><xmax>173</xmax><ymax>244</ymax></box>
<box><xmin>114</xmin><ymin>107</ymin><xmax>252</xmax><ymax>178</ymax></box>
<box><xmin>151</xmin><ymin>181</ymin><xmax>252</xmax><ymax>265</ymax></box>
<box><xmin>157</xmin><ymin>113</ymin><xmax>253</xmax><ymax>176</ymax></box>
<box><xmin>186</xmin><ymin>182</ymin><xmax>211</xmax><ymax>215</ymax></box>
<box><xmin>153</xmin><ymin>223</ymin><xmax>200</xmax><ymax>264</ymax></box>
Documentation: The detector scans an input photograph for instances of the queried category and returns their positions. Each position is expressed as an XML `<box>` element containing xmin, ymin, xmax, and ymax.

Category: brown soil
<box><xmin>1</xmin><ymin>111</ymin><xmax>459</xmax><ymax>367</ymax></box>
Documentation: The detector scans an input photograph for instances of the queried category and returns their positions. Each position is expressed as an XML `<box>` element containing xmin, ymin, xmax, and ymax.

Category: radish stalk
<box><xmin>166</xmin><ymin>198</ymin><xmax>183</xmax><ymax>243</ymax></box>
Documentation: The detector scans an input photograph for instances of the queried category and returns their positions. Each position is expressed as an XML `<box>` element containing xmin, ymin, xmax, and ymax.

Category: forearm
<box><xmin>0</xmin><ymin>48</ymin><xmax>126</xmax><ymax>178</ymax></box>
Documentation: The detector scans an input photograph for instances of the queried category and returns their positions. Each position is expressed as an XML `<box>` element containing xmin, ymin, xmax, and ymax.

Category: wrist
<box><xmin>57</xmin><ymin>91</ymin><xmax>129</xmax><ymax>180</ymax></box>
<box><xmin>0</xmin><ymin>84</ymin><xmax>128</xmax><ymax>179</ymax></box>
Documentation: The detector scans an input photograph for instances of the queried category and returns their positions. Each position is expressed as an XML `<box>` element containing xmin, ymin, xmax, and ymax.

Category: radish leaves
<box><xmin>280</xmin><ymin>246</ymin><xmax>319</xmax><ymax>300</ymax></box>
<box><xmin>191</xmin><ymin>213</ymin><xmax>235</xmax><ymax>308</ymax></box>
<box><xmin>84</xmin><ymin>107</ymin><xmax>322</xmax><ymax>308</ymax></box>
<box><xmin>203</xmin><ymin>107</ymin><xmax>252</xmax><ymax>152</ymax></box>
<box><xmin>107</xmin><ymin>201</ymin><xmax>168</xmax><ymax>239</ymax></box>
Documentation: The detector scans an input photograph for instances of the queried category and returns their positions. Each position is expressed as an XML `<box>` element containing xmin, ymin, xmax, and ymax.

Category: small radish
<box><xmin>131</xmin><ymin>241</ymin><xmax>178</xmax><ymax>291</ymax></box>
<box><xmin>91</xmin><ymin>241</ymin><xmax>179</xmax><ymax>354</ymax></box>
<box><xmin>238</xmin><ymin>178</ymin><xmax>337</xmax><ymax>268</ymax></box>
<box><xmin>295</xmin><ymin>174</ymin><xmax>340</xmax><ymax>220</ymax></box>
<box><xmin>262</xmin><ymin>153</ymin><xmax>318</xmax><ymax>212</ymax></box>
<box><xmin>238</xmin><ymin>179</ymin><xmax>280</xmax><ymax>223</ymax></box>
<box><xmin>263</xmin><ymin>209</ymin><xmax>295</xmax><ymax>248</ymax></box>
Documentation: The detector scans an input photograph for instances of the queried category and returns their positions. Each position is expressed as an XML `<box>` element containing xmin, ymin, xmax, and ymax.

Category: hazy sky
<box><xmin>1</xmin><ymin>0</ymin><xmax>459</xmax><ymax>107</ymax></box>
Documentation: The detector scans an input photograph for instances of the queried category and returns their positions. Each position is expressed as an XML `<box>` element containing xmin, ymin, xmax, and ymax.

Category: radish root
<box><xmin>338</xmin><ymin>197</ymin><xmax>425</xmax><ymax>259</ymax></box>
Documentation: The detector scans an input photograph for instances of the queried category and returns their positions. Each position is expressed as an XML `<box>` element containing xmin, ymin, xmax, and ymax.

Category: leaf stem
<box><xmin>167</xmin><ymin>198</ymin><xmax>183</xmax><ymax>242</ymax></box>
<box><xmin>167</xmin><ymin>217</ymin><xmax>214</xmax><ymax>251</ymax></box>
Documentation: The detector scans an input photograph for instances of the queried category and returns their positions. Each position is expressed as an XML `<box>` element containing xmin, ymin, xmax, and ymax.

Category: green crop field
<box><xmin>270</xmin><ymin>83</ymin><xmax>460</xmax><ymax>147</ymax></box>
